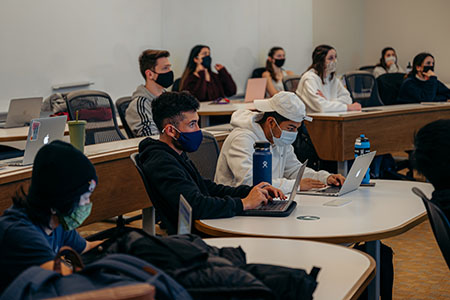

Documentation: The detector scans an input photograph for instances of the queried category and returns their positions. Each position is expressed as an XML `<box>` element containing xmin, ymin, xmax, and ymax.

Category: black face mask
<box><xmin>201</xmin><ymin>56</ymin><xmax>212</xmax><ymax>69</ymax></box>
<box><xmin>154</xmin><ymin>70</ymin><xmax>174</xmax><ymax>88</ymax></box>
<box><xmin>422</xmin><ymin>65</ymin><xmax>434</xmax><ymax>73</ymax></box>
<box><xmin>274</xmin><ymin>59</ymin><xmax>285</xmax><ymax>68</ymax></box>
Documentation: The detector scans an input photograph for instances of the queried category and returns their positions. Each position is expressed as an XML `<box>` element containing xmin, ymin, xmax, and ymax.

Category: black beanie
<box><xmin>27</xmin><ymin>140</ymin><xmax>98</xmax><ymax>216</ymax></box>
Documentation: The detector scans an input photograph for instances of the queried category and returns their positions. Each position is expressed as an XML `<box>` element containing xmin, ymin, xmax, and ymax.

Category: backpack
<box><xmin>0</xmin><ymin>252</ymin><xmax>192</xmax><ymax>300</ymax></box>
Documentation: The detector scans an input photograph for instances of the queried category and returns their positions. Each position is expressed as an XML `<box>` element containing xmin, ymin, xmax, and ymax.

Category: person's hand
<box><xmin>347</xmin><ymin>102</ymin><xmax>362</xmax><ymax>111</ymax></box>
<box><xmin>299</xmin><ymin>178</ymin><xmax>326</xmax><ymax>191</ymax></box>
<box><xmin>423</xmin><ymin>70</ymin><xmax>436</xmax><ymax>79</ymax></box>
<box><xmin>327</xmin><ymin>174</ymin><xmax>346</xmax><ymax>186</ymax></box>
<box><xmin>261</xmin><ymin>184</ymin><xmax>286</xmax><ymax>200</ymax></box>
<box><xmin>386</xmin><ymin>60</ymin><xmax>394</xmax><ymax>68</ymax></box>
<box><xmin>241</xmin><ymin>182</ymin><xmax>270</xmax><ymax>210</ymax></box>
<box><xmin>316</xmin><ymin>90</ymin><xmax>326</xmax><ymax>99</ymax></box>
<box><xmin>215</xmin><ymin>64</ymin><xmax>224</xmax><ymax>71</ymax></box>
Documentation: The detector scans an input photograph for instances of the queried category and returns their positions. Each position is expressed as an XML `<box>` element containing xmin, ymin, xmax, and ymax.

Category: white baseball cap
<box><xmin>253</xmin><ymin>91</ymin><xmax>312</xmax><ymax>123</ymax></box>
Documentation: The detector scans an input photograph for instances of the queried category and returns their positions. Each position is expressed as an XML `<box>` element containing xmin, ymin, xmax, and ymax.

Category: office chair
<box><xmin>115</xmin><ymin>96</ymin><xmax>135</xmax><ymax>138</ymax></box>
<box><xmin>282</xmin><ymin>75</ymin><xmax>301</xmax><ymax>92</ymax></box>
<box><xmin>65</xmin><ymin>90</ymin><xmax>126</xmax><ymax>145</ymax></box>
<box><xmin>377</xmin><ymin>73</ymin><xmax>406</xmax><ymax>106</ymax></box>
<box><xmin>186</xmin><ymin>131</ymin><xmax>220</xmax><ymax>181</ymax></box>
<box><xmin>172</xmin><ymin>78</ymin><xmax>181</xmax><ymax>92</ymax></box>
<box><xmin>344</xmin><ymin>71</ymin><xmax>384</xmax><ymax>107</ymax></box>
<box><xmin>359</xmin><ymin>65</ymin><xmax>376</xmax><ymax>73</ymax></box>
<box><xmin>251</xmin><ymin>67</ymin><xmax>266</xmax><ymax>78</ymax></box>
<box><xmin>412</xmin><ymin>187</ymin><xmax>450</xmax><ymax>269</ymax></box>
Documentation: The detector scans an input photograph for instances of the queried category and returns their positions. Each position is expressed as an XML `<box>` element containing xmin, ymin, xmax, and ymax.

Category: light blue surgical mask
<box><xmin>270</xmin><ymin>120</ymin><xmax>298</xmax><ymax>146</ymax></box>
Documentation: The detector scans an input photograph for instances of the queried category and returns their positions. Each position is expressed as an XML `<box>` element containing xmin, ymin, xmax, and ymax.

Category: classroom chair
<box><xmin>115</xmin><ymin>96</ymin><xmax>135</xmax><ymax>138</ymax></box>
<box><xmin>359</xmin><ymin>65</ymin><xmax>376</xmax><ymax>73</ymax></box>
<box><xmin>171</xmin><ymin>78</ymin><xmax>181</xmax><ymax>92</ymax></box>
<box><xmin>344</xmin><ymin>71</ymin><xmax>384</xmax><ymax>107</ymax></box>
<box><xmin>376</xmin><ymin>73</ymin><xmax>406</xmax><ymax>106</ymax></box>
<box><xmin>186</xmin><ymin>131</ymin><xmax>220</xmax><ymax>181</ymax></box>
<box><xmin>251</xmin><ymin>67</ymin><xmax>265</xmax><ymax>78</ymax></box>
<box><xmin>282</xmin><ymin>75</ymin><xmax>301</xmax><ymax>92</ymax></box>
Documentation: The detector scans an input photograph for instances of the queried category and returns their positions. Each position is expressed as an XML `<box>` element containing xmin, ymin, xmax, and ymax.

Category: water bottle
<box><xmin>406</xmin><ymin>62</ymin><xmax>412</xmax><ymax>74</ymax></box>
<box><xmin>253</xmin><ymin>141</ymin><xmax>272</xmax><ymax>185</ymax></box>
<box><xmin>354</xmin><ymin>134</ymin><xmax>370</xmax><ymax>184</ymax></box>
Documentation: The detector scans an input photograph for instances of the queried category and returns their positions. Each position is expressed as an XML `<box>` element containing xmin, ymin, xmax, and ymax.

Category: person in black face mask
<box><xmin>262</xmin><ymin>47</ymin><xmax>295</xmax><ymax>97</ymax></box>
<box><xmin>125</xmin><ymin>49</ymin><xmax>174</xmax><ymax>137</ymax></box>
<box><xmin>398</xmin><ymin>52</ymin><xmax>450</xmax><ymax>104</ymax></box>
<box><xmin>179</xmin><ymin>45</ymin><xmax>236</xmax><ymax>102</ymax></box>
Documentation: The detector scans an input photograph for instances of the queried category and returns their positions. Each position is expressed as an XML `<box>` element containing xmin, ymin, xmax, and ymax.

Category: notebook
<box><xmin>0</xmin><ymin>97</ymin><xmax>43</xmax><ymax>128</ymax></box>
<box><xmin>1</xmin><ymin>116</ymin><xmax>67</xmax><ymax>166</ymax></box>
<box><xmin>242</xmin><ymin>160</ymin><xmax>307</xmax><ymax>217</ymax></box>
<box><xmin>299</xmin><ymin>151</ymin><xmax>376</xmax><ymax>197</ymax></box>
<box><xmin>244</xmin><ymin>78</ymin><xmax>267</xmax><ymax>103</ymax></box>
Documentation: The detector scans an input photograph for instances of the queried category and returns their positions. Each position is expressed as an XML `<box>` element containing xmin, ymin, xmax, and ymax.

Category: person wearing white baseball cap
<box><xmin>215</xmin><ymin>91</ymin><xmax>345</xmax><ymax>194</ymax></box>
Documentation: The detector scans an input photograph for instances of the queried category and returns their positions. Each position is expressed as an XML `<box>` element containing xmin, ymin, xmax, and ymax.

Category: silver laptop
<box><xmin>1</xmin><ymin>116</ymin><xmax>67</xmax><ymax>166</ymax></box>
<box><xmin>243</xmin><ymin>160</ymin><xmax>307</xmax><ymax>216</ymax></box>
<box><xmin>0</xmin><ymin>97</ymin><xmax>43</xmax><ymax>128</ymax></box>
<box><xmin>299</xmin><ymin>151</ymin><xmax>376</xmax><ymax>197</ymax></box>
<box><xmin>178</xmin><ymin>194</ymin><xmax>192</xmax><ymax>234</ymax></box>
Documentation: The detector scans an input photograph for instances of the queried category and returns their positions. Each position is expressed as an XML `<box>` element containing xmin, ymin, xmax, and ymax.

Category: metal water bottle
<box><xmin>253</xmin><ymin>141</ymin><xmax>272</xmax><ymax>185</ymax></box>
<box><xmin>355</xmin><ymin>134</ymin><xmax>371</xmax><ymax>184</ymax></box>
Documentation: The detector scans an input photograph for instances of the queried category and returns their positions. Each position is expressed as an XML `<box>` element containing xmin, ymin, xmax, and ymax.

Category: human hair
<box><xmin>139</xmin><ymin>49</ymin><xmax>170</xmax><ymax>80</ymax></box>
<box><xmin>376</xmin><ymin>47</ymin><xmax>396</xmax><ymax>71</ymax></box>
<box><xmin>409</xmin><ymin>52</ymin><xmax>434</xmax><ymax>77</ymax></box>
<box><xmin>12</xmin><ymin>186</ymin><xmax>51</xmax><ymax>226</ymax></box>
<box><xmin>307</xmin><ymin>45</ymin><xmax>335</xmax><ymax>84</ymax></box>
<box><xmin>256</xmin><ymin>111</ymin><xmax>290</xmax><ymax>125</ymax></box>
<box><xmin>413</xmin><ymin>119</ymin><xmax>450</xmax><ymax>190</ymax></box>
<box><xmin>265</xmin><ymin>47</ymin><xmax>284</xmax><ymax>81</ymax></box>
<box><xmin>152</xmin><ymin>91</ymin><xmax>200</xmax><ymax>132</ymax></box>
<box><xmin>180</xmin><ymin>45</ymin><xmax>210</xmax><ymax>90</ymax></box>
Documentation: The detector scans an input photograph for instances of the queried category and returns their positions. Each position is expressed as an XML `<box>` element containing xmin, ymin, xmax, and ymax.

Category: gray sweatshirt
<box><xmin>125</xmin><ymin>85</ymin><xmax>159</xmax><ymax>137</ymax></box>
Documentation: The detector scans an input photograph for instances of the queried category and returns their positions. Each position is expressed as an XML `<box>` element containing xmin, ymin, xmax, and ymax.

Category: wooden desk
<box><xmin>198</xmin><ymin>100</ymin><xmax>254</xmax><ymax>127</ymax></box>
<box><xmin>196</xmin><ymin>180</ymin><xmax>434</xmax><ymax>300</ymax></box>
<box><xmin>305</xmin><ymin>103</ymin><xmax>450</xmax><ymax>174</ymax></box>
<box><xmin>206</xmin><ymin>238</ymin><xmax>376</xmax><ymax>300</ymax></box>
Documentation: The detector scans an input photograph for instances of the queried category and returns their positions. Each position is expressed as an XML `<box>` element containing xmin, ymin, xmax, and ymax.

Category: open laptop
<box><xmin>1</xmin><ymin>116</ymin><xmax>67</xmax><ymax>166</ymax></box>
<box><xmin>244</xmin><ymin>78</ymin><xmax>267</xmax><ymax>103</ymax></box>
<box><xmin>0</xmin><ymin>97</ymin><xmax>43</xmax><ymax>128</ymax></box>
<box><xmin>178</xmin><ymin>194</ymin><xmax>192</xmax><ymax>234</ymax></box>
<box><xmin>243</xmin><ymin>160</ymin><xmax>307</xmax><ymax>217</ymax></box>
<box><xmin>299</xmin><ymin>151</ymin><xmax>376</xmax><ymax>197</ymax></box>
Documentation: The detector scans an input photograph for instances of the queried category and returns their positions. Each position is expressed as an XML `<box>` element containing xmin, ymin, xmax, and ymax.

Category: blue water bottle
<box><xmin>253</xmin><ymin>141</ymin><xmax>272</xmax><ymax>185</ymax></box>
<box><xmin>355</xmin><ymin>134</ymin><xmax>371</xmax><ymax>184</ymax></box>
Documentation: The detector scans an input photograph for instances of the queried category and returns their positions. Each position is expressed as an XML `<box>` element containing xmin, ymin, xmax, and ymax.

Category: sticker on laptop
<box><xmin>30</xmin><ymin>121</ymin><xmax>40</xmax><ymax>141</ymax></box>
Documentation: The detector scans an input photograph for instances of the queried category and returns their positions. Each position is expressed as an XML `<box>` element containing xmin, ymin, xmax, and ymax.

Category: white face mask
<box><xmin>326</xmin><ymin>60</ymin><xmax>337</xmax><ymax>75</ymax></box>
<box><xmin>270</xmin><ymin>120</ymin><xmax>298</xmax><ymax>146</ymax></box>
<box><xmin>385</xmin><ymin>56</ymin><xmax>396</xmax><ymax>64</ymax></box>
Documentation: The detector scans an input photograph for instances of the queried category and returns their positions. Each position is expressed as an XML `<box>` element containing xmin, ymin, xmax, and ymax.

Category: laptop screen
<box><xmin>177</xmin><ymin>194</ymin><xmax>192</xmax><ymax>235</ymax></box>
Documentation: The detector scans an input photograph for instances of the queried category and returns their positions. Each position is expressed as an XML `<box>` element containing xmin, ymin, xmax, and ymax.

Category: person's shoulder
<box><xmin>227</xmin><ymin>128</ymin><xmax>258</xmax><ymax>145</ymax></box>
<box><xmin>262</xmin><ymin>70</ymin><xmax>271</xmax><ymax>78</ymax></box>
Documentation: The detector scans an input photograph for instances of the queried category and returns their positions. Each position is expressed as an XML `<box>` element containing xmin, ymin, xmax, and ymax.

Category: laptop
<box><xmin>243</xmin><ymin>160</ymin><xmax>307</xmax><ymax>217</ymax></box>
<box><xmin>0</xmin><ymin>97</ymin><xmax>43</xmax><ymax>128</ymax></box>
<box><xmin>178</xmin><ymin>194</ymin><xmax>192</xmax><ymax>234</ymax></box>
<box><xmin>1</xmin><ymin>116</ymin><xmax>67</xmax><ymax>166</ymax></box>
<box><xmin>299</xmin><ymin>151</ymin><xmax>376</xmax><ymax>197</ymax></box>
<box><xmin>244</xmin><ymin>78</ymin><xmax>267</xmax><ymax>103</ymax></box>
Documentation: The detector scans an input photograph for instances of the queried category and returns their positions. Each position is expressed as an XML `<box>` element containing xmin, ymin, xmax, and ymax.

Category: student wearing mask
<box><xmin>138</xmin><ymin>92</ymin><xmax>283</xmax><ymax>234</ymax></box>
<box><xmin>262</xmin><ymin>47</ymin><xmax>295</xmax><ymax>97</ymax></box>
<box><xmin>296</xmin><ymin>45</ymin><xmax>361</xmax><ymax>113</ymax></box>
<box><xmin>397</xmin><ymin>52</ymin><xmax>450</xmax><ymax>104</ymax></box>
<box><xmin>126</xmin><ymin>49</ymin><xmax>174</xmax><ymax>136</ymax></box>
<box><xmin>372</xmin><ymin>47</ymin><xmax>405</xmax><ymax>78</ymax></box>
<box><xmin>179</xmin><ymin>45</ymin><xmax>236</xmax><ymax>102</ymax></box>
<box><xmin>0</xmin><ymin>141</ymin><xmax>102</xmax><ymax>292</ymax></box>
<box><xmin>215</xmin><ymin>92</ymin><xmax>345</xmax><ymax>194</ymax></box>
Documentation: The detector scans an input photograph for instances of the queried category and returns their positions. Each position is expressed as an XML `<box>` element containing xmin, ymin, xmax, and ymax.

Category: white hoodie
<box><xmin>214</xmin><ymin>109</ymin><xmax>331</xmax><ymax>194</ymax></box>
<box><xmin>296</xmin><ymin>69</ymin><xmax>352</xmax><ymax>113</ymax></box>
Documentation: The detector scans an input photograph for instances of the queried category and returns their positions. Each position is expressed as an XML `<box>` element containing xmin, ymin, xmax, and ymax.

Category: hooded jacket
<box><xmin>125</xmin><ymin>85</ymin><xmax>159</xmax><ymax>137</ymax></box>
<box><xmin>138</xmin><ymin>137</ymin><xmax>251</xmax><ymax>235</ymax></box>
<box><xmin>215</xmin><ymin>110</ymin><xmax>330</xmax><ymax>194</ymax></box>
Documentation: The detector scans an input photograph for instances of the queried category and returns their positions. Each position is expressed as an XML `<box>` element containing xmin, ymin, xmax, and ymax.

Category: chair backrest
<box><xmin>412</xmin><ymin>187</ymin><xmax>450</xmax><ymax>269</ymax></box>
<box><xmin>251</xmin><ymin>67</ymin><xmax>266</xmax><ymax>79</ymax></box>
<box><xmin>115</xmin><ymin>96</ymin><xmax>135</xmax><ymax>138</ymax></box>
<box><xmin>186</xmin><ymin>131</ymin><xmax>220</xmax><ymax>181</ymax></box>
<box><xmin>376</xmin><ymin>73</ymin><xmax>406</xmax><ymax>106</ymax></box>
<box><xmin>65</xmin><ymin>90</ymin><xmax>126</xmax><ymax>145</ymax></box>
<box><xmin>344</xmin><ymin>71</ymin><xmax>384</xmax><ymax>107</ymax></box>
<box><xmin>130</xmin><ymin>153</ymin><xmax>154</xmax><ymax>206</ymax></box>
<box><xmin>359</xmin><ymin>65</ymin><xmax>376</xmax><ymax>73</ymax></box>
<box><xmin>172</xmin><ymin>78</ymin><xmax>181</xmax><ymax>92</ymax></box>
<box><xmin>282</xmin><ymin>75</ymin><xmax>301</xmax><ymax>92</ymax></box>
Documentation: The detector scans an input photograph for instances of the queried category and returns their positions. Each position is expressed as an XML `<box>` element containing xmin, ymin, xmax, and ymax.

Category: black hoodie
<box><xmin>138</xmin><ymin>137</ymin><xmax>252</xmax><ymax>234</ymax></box>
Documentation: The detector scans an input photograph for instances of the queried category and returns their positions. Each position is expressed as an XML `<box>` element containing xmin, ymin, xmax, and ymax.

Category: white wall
<box><xmin>0</xmin><ymin>0</ymin><xmax>313</xmax><ymax>111</ymax></box>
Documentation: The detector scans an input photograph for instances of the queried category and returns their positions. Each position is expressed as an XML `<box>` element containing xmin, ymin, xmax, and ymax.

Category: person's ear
<box><xmin>163</xmin><ymin>125</ymin><xmax>178</xmax><ymax>139</ymax></box>
<box><xmin>145</xmin><ymin>69</ymin><xmax>154</xmax><ymax>81</ymax></box>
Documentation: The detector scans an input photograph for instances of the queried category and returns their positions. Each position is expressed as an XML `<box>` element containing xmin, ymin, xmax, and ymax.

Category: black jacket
<box><xmin>397</xmin><ymin>75</ymin><xmax>450</xmax><ymax>104</ymax></box>
<box><xmin>138</xmin><ymin>138</ymin><xmax>252</xmax><ymax>234</ymax></box>
<box><xmin>431</xmin><ymin>189</ymin><xmax>450</xmax><ymax>221</ymax></box>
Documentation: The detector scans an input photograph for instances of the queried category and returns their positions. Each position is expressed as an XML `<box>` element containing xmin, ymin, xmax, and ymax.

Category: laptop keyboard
<box><xmin>318</xmin><ymin>186</ymin><xmax>341</xmax><ymax>194</ymax></box>
<box><xmin>257</xmin><ymin>200</ymin><xmax>290</xmax><ymax>211</ymax></box>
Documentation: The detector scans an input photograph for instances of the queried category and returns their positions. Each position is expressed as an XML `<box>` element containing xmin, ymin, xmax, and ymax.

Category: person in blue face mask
<box><xmin>0</xmin><ymin>141</ymin><xmax>103</xmax><ymax>293</ymax></box>
<box><xmin>138</xmin><ymin>91</ymin><xmax>284</xmax><ymax>235</ymax></box>
<box><xmin>215</xmin><ymin>92</ymin><xmax>346</xmax><ymax>194</ymax></box>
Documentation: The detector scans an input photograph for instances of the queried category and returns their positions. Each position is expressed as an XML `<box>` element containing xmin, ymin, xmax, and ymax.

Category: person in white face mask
<box><xmin>373</xmin><ymin>47</ymin><xmax>405</xmax><ymax>78</ymax></box>
<box><xmin>296</xmin><ymin>44</ymin><xmax>361</xmax><ymax>113</ymax></box>
<box><xmin>215</xmin><ymin>92</ymin><xmax>345</xmax><ymax>194</ymax></box>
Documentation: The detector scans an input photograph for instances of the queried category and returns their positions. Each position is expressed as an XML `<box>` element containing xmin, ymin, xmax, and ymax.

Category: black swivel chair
<box><xmin>251</xmin><ymin>67</ymin><xmax>266</xmax><ymax>79</ymax></box>
<box><xmin>172</xmin><ymin>78</ymin><xmax>181</xmax><ymax>92</ymax></box>
<box><xmin>377</xmin><ymin>73</ymin><xmax>406</xmax><ymax>106</ymax></box>
<box><xmin>344</xmin><ymin>71</ymin><xmax>384</xmax><ymax>107</ymax></box>
<box><xmin>282</xmin><ymin>75</ymin><xmax>301</xmax><ymax>92</ymax></box>
<box><xmin>186</xmin><ymin>131</ymin><xmax>220</xmax><ymax>181</ymax></box>
<box><xmin>412</xmin><ymin>187</ymin><xmax>450</xmax><ymax>269</ymax></box>
<box><xmin>115</xmin><ymin>96</ymin><xmax>134</xmax><ymax>138</ymax></box>
<box><xmin>359</xmin><ymin>65</ymin><xmax>376</xmax><ymax>73</ymax></box>
<box><xmin>65</xmin><ymin>90</ymin><xmax>126</xmax><ymax>145</ymax></box>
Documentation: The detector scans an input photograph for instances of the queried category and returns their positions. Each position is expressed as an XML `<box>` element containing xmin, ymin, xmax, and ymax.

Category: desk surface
<box><xmin>205</xmin><ymin>238</ymin><xmax>375</xmax><ymax>300</ymax></box>
<box><xmin>198</xmin><ymin>101</ymin><xmax>254</xmax><ymax>116</ymax></box>
<box><xmin>196</xmin><ymin>180</ymin><xmax>433</xmax><ymax>243</ymax></box>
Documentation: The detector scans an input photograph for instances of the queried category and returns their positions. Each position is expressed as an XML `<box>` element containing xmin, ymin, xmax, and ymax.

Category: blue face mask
<box><xmin>173</xmin><ymin>127</ymin><xmax>203</xmax><ymax>152</ymax></box>
<box><xmin>270</xmin><ymin>120</ymin><xmax>298</xmax><ymax>146</ymax></box>
<box><xmin>201</xmin><ymin>56</ymin><xmax>212</xmax><ymax>69</ymax></box>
